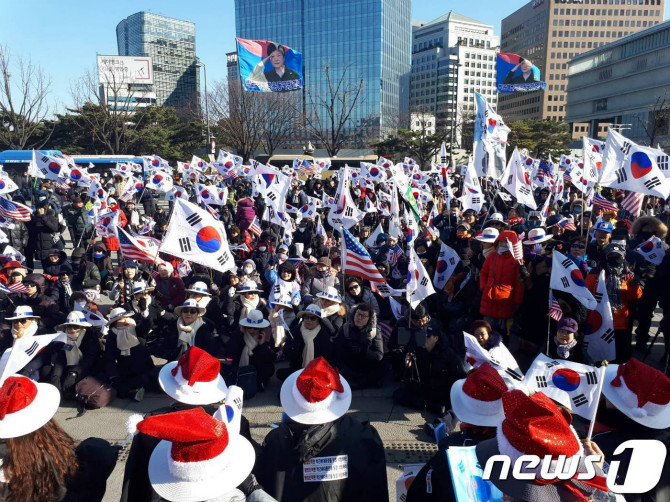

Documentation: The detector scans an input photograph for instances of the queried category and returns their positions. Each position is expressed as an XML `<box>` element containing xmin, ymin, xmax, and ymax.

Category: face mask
<box><xmin>298</xmin><ymin>227</ymin><xmax>306</xmax><ymax>232</ymax></box>
<box><xmin>497</xmin><ymin>244</ymin><xmax>508</xmax><ymax>254</ymax></box>
<box><xmin>607</xmin><ymin>255</ymin><xmax>624</xmax><ymax>267</ymax></box>
<box><xmin>93</xmin><ymin>252</ymin><xmax>104</xmax><ymax>259</ymax></box>
<box><xmin>258</xmin><ymin>246</ymin><xmax>267</xmax><ymax>252</ymax></box>
<box><xmin>74</xmin><ymin>301</ymin><xmax>87</xmax><ymax>312</ymax></box>
<box><xmin>243</xmin><ymin>266</ymin><xmax>253</xmax><ymax>275</ymax></box>
<box><xmin>574</xmin><ymin>208</ymin><xmax>582</xmax><ymax>214</ymax></box>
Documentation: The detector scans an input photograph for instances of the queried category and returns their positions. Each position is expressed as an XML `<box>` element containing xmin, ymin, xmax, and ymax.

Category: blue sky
<box><xmin>3</xmin><ymin>0</ymin><xmax>668</xmax><ymax>114</ymax></box>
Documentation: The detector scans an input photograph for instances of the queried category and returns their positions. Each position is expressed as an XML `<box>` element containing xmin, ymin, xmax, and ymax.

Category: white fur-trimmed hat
<box><xmin>139</xmin><ymin>408</ymin><xmax>255</xmax><ymax>502</ymax></box>
<box><xmin>0</xmin><ymin>376</ymin><xmax>60</xmax><ymax>439</ymax></box>
<box><xmin>158</xmin><ymin>346</ymin><xmax>228</xmax><ymax>405</ymax></box>
<box><xmin>450</xmin><ymin>363</ymin><xmax>508</xmax><ymax>427</ymax></box>
<box><xmin>280</xmin><ymin>357</ymin><xmax>352</xmax><ymax>425</ymax></box>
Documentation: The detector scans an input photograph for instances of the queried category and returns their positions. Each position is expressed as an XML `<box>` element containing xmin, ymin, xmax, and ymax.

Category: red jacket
<box><xmin>479</xmin><ymin>251</ymin><xmax>524</xmax><ymax>319</ymax></box>
<box><xmin>102</xmin><ymin>207</ymin><xmax>127</xmax><ymax>252</ymax></box>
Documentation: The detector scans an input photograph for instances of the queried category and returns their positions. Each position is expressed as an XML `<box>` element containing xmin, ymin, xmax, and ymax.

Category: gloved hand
<box><xmin>63</xmin><ymin>371</ymin><xmax>78</xmax><ymax>392</ymax></box>
<box><xmin>138</xmin><ymin>297</ymin><xmax>148</xmax><ymax>311</ymax></box>
<box><xmin>228</xmin><ymin>286</ymin><xmax>236</xmax><ymax>297</ymax></box>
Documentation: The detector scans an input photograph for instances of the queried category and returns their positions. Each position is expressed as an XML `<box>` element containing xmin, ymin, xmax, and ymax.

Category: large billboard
<box><xmin>235</xmin><ymin>38</ymin><xmax>303</xmax><ymax>93</ymax></box>
<box><xmin>496</xmin><ymin>53</ymin><xmax>546</xmax><ymax>93</ymax></box>
<box><xmin>97</xmin><ymin>55</ymin><xmax>154</xmax><ymax>85</ymax></box>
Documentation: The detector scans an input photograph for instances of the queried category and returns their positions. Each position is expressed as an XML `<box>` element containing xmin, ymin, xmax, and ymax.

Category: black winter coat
<box><xmin>28</xmin><ymin>209</ymin><xmax>59</xmax><ymax>260</ymax></box>
<box><xmin>284</xmin><ymin>318</ymin><xmax>334</xmax><ymax>371</ymax></box>
<box><xmin>103</xmin><ymin>332</ymin><xmax>154</xmax><ymax>382</ymax></box>
<box><xmin>3</xmin><ymin>221</ymin><xmax>28</xmax><ymax>254</ymax></box>
<box><xmin>62</xmin><ymin>437</ymin><xmax>117</xmax><ymax>502</ymax></box>
<box><xmin>47</xmin><ymin>329</ymin><xmax>101</xmax><ymax>379</ymax></box>
<box><xmin>255</xmin><ymin>416</ymin><xmax>388</xmax><ymax>502</ymax></box>
<box><xmin>152</xmin><ymin>318</ymin><xmax>232</xmax><ymax>361</ymax></box>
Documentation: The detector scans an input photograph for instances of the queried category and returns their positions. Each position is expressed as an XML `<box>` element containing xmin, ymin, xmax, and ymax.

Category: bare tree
<box><xmin>69</xmin><ymin>60</ymin><xmax>153</xmax><ymax>154</ymax></box>
<box><xmin>303</xmin><ymin>64</ymin><xmax>365</xmax><ymax>157</ymax></box>
<box><xmin>210</xmin><ymin>80</ymin><xmax>269</xmax><ymax>162</ymax></box>
<box><xmin>261</xmin><ymin>92</ymin><xmax>301</xmax><ymax>156</ymax></box>
<box><xmin>636</xmin><ymin>92</ymin><xmax>670</xmax><ymax>147</ymax></box>
<box><xmin>0</xmin><ymin>45</ymin><xmax>53</xmax><ymax>149</ymax></box>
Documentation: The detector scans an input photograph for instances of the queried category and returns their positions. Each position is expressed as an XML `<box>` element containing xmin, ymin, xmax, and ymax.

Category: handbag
<box><xmin>485</xmin><ymin>254</ymin><xmax>513</xmax><ymax>301</ymax></box>
<box><xmin>74</xmin><ymin>377</ymin><xmax>117</xmax><ymax>416</ymax></box>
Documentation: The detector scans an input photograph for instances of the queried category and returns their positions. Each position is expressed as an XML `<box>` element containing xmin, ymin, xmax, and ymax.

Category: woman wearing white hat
<box><xmin>222</xmin><ymin>280</ymin><xmax>269</xmax><ymax>331</ymax></box>
<box><xmin>184</xmin><ymin>280</ymin><xmax>223</xmax><ymax>322</ymax></box>
<box><xmin>157</xmin><ymin>299</ymin><xmax>221</xmax><ymax>361</ymax></box>
<box><xmin>42</xmin><ymin>311</ymin><xmax>100</xmax><ymax>396</ymax></box>
<box><xmin>104</xmin><ymin>307</ymin><xmax>155</xmax><ymax>401</ymax></box>
<box><xmin>0</xmin><ymin>375</ymin><xmax>117</xmax><ymax>501</ymax></box>
<box><xmin>277</xmin><ymin>304</ymin><xmax>335</xmax><ymax>381</ymax></box>
<box><xmin>237</xmin><ymin>309</ymin><xmax>275</xmax><ymax>391</ymax></box>
<box><xmin>315</xmin><ymin>286</ymin><xmax>347</xmax><ymax>333</ymax></box>
<box><xmin>0</xmin><ymin>305</ymin><xmax>51</xmax><ymax>380</ymax></box>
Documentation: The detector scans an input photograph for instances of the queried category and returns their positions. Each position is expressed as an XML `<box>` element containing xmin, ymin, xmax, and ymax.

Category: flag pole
<box><xmin>586</xmin><ymin>361</ymin><xmax>608</xmax><ymax>440</ymax></box>
<box><xmin>547</xmin><ymin>287</ymin><xmax>553</xmax><ymax>354</ymax></box>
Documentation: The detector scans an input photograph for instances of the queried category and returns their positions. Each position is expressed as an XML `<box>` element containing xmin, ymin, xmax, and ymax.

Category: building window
<box><xmin>594</xmin><ymin>98</ymin><xmax>608</xmax><ymax>111</ymax></box>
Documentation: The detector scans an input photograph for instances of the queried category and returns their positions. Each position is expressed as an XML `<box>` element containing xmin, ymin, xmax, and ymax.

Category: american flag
<box><xmin>563</xmin><ymin>171</ymin><xmax>573</xmax><ymax>184</ymax></box>
<box><xmin>55</xmin><ymin>179</ymin><xmax>71</xmax><ymax>191</ymax></box>
<box><xmin>556</xmin><ymin>217</ymin><xmax>577</xmax><ymax>231</ymax></box>
<box><xmin>200</xmin><ymin>201</ymin><xmax>220</xmax><ymax>221</ymax></box>
<box><xmin>7</xmin><ymin>282</ymin><xmax>28</xmax><ymax>294</ymax></box>
<box><xmin>378</xmin><ymin>320</ymin><xmax>393</xmax><ymax>342</ymax></box>
<box><xmin>548</xmin><ymin>295</ymin><xmax>563</xmax><ymax>322</ymax></box>
<box><xmin>592</xmin><ymin>193</ymin><xmax>618</xmax><ymax>213</ymax></box>
<box><xmin>0</xmin><ymin>197</ymin><xmax>32</xmax><ymax>222</ymax></box>
<box><xmin>621</xmin><ymin>191</ymin><xmax>644</xmax><ymax>217</ymax></box>
<box><xmin>342</xmin><ymin>227</ymin><xmax>387</xmax><ymax>283</ymax></box>
<box><xmin>117</xmin><ymin>227</ymin><xmax>159</xmax><ymax>263</ymax></box>
<box><xmin>388</xmin><ymin>244</ymin><xmax>404</xmax><ymax>265</ymax></box>
<box><xmin>248</xmin><ymin>216</ymin><xmax>262</xmax><ymax>237</ymax></box>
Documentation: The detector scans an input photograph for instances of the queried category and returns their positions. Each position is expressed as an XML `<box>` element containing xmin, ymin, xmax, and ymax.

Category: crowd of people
<box><xmin>0</xmin><ymin>163</ymin><xmax>669</xmax><ymax>501</ymax></box>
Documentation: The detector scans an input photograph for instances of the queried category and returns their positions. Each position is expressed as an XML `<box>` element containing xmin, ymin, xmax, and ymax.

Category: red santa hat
<box><xmin>280</xmin><ymin>357</ymin><xmax>352</xmax><ymax>425</ymax></box>
<box><xmin>475</xmin><ymin>390</ymin><xmax>608</xmax><ymax>501</ymax></box>
<box><xmin>450</xmin><ymin>363</ymin><xmax>509</xmax><ymax>427</ymax></box>
<box><xmin>0</xmin><ymin>376</ymin><xmax>60</xmax><ymax>439</ymax></box>
<box><xmin>158</xmin><ymin>346</ymin><xmax>228</xmax><ymax>405</ymax></box>
<box><xmin>603</xmin><ymin>358</ymin><xmax>670</xmax><ymax>429</ymax></box>
<box><xmin>139</xmin><ymin>408</ymin><xmax>255</xmax><ymax>502</ymax></box>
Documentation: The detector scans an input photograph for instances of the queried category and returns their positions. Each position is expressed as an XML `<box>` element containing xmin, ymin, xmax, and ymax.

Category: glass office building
<box><xmin>116</xmin><ymin>12</ymin><xmax>199</xmax><ymax>108</ymax></box>
<box><xmin>235</xmin><ymin>0</ymin><xmax>411</xmax><ymax>142</ymax></box>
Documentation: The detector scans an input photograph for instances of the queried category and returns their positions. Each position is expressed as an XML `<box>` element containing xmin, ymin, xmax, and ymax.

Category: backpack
<box><xmin>74</xmin><ymin>377</ymin><xmax>117</xmax><ymax>416</ymax></box>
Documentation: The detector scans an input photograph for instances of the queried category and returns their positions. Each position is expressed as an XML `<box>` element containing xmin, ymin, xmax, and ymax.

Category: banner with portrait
<box><xmin>236</xmin><ymin>38</ymin><xmax>304</xmax><ymax>93</ymax></box>
<box><xmin>496</xmin><ymin>53</ymin><xmax>546</xmax><ymax>93</ymax></box>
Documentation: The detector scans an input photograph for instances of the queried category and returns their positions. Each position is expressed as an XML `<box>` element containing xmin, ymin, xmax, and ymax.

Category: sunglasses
<box><xmin>571</xmin><ymin>243</ymin><xmax>585</xmax><ymax>249</ymax></box>
<box><xmin>12</xmin><ymin>318</ymin><xmax>31</xmax><ymax>324</ymax></box>
<box><xmin>181</xmin><ymin>308</ymin><xmax>200</xmax><ymax>315</ymax></box>
<box><xmin>348</xmin><ymin>285</ymin><xmax>360</xmax><ymax>291</ymax></box>
<box><xmin>23</xmin><ymin>283</ymin><xmax>37</xmax><ymax>288</ymax></box>
<box><xmin>302</xmin><ymin>315</ymin><xmax>319</xmax><ymax>321</ymax></box>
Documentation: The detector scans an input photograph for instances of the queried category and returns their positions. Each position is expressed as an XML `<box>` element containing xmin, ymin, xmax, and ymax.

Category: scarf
<box><xmin>65</xmin><ymin>329</ymin><xmax>85</xmax><ymax>366</ymax></box>
<box><xmin>604</xmin><ymin>265</ymin><xmax>624</xmax><ymax>310</ymax></box>
<box><xmin>11</xmin><ymin>321</ymin><xmax>37</xmax><ymax>340</ymax></box>
<box><xmin>112</xmin><ymin>318</ymin><xmax>139</xmax><ymax>356</ymax></box>
<box><xmin>239</xmin><ymin>329</ymin><xmax>259</xmax><ymax>367</ymax></box>
<box><xmin>319</xmin><ymin>302</ymin><xmax>341</xmax><ymax>318</ymax></box>
<box><xmin>482</xmin><ymin>246</ymin><xmax>495</xmax><ymax>259</ymax></box>
<box><xmin>269</xmin><ymin>310</ymin><xmax>286</xmax><ymax>347</ymax></box>
<box><xmin>177</xmin><ymin>317</ymin><xmax>205</xmax><ymax>350</ymax></box>
<box><xmin>240</xmin><ymin>296</ymin><xmax>259</xmax><ymax>320</ymax></box>
<box><xmin>554</xmin><ymin>337</ymin><xmax>578</xmax><ymax>360</ymax></box>
<box><xmin>300</xmin><ymin>323</ymin><xmax>321</xmax><ymax>368</ymax></box>
<box><xmin>197</xmin><ymin>296</ymin><xmax>212</xmax><ymax>308</ymax></box>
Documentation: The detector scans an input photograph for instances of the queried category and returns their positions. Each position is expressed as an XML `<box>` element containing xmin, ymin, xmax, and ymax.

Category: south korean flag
<box><xmin>433</xmin><ymin>242</ymin><xmax>460</xmax><ymax>290</ymax></box>
<box><xmin>584</xmin><ymin>269</ymin><xmax>616</xmax><ymax>362</ymax></box>
<box><xmin>159</xmin><ymin>199</ymin><xmax>235</xmax><ymax>274</ymax></box>
<box><xmin>523</xmin><ymin>353</ymin><xmax>604</xmax><ymax>420</ymax></box>
<box><xmin>550</xmin><ymin>251</ymin><xmax>597</xmax><ymax>310</ymax></box>
<box><xmin>635</xmin><ymin>235</ymin><xmax>666</xmax><ymax>266</ymax></box>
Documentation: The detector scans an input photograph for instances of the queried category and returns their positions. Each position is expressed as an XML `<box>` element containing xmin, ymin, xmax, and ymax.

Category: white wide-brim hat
<box><xmin>0</xmin><ymin>381</ymin><xmax>60</xmax><ymax>439</ymax></box>
<box><xmin>523</xmin><ymin>228</ymin><xmax>553</xmax><ymax>245</ymax></box>
<box><xmin>174</xmin><ymin>301</ymin><xmax>206</xmax><ymax>317</ymax></box>
<box><xmin>280</xmin><ymin>369</ymin><xmax>352</xmax><ymax>425</ymax></box>
<box><xmin>148</xmin><ymin>434</ymin><xmax>255</xmax><ymax>502</ymax></box>
<box><xmin>474</xmin><ymin>228</ymin><xmax>499</xmax><ymax>243</ymax></box>
<box><xmin>602</xmin><ymin>363</ymin><xmax>670</xmax><ymax>429</ymax></box>
<box><xmin>158</xmin><ymin>361</ymin><xmax>228</xmax><ymax>406</ymax></box>
<box><xmin>449</xmin><ymin>378</ymin><xmax>505</xmax><ymax>427</ymax></box>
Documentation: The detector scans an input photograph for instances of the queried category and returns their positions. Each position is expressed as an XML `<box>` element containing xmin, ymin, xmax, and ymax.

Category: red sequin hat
<box><xmin>0</xmin><ymin>376</ymin><xmax>60</xmax><ymax>439</ymax></box>
<box><xmin>603</xmin><ymin>358</ymin><xmax>670</xmax><ymax>429</ymax></box>
<box><xmin>139</xmin><ymin>408</ymin><xmax>255</xmax><ymax>502</ymax></box>
<box><xmin>450</xmin><ymin>363</ymin><xmax>510</xmax><ymax>427</ymax></box>
<box><xmin>280</xmin><ymin>357</ymin><xmax>352</xmax><ymax>425</ymax></box>
<box><xmin>158</xmin><ymin>346</ymin><xmax>228</xmax><ymax>405</ymax></box>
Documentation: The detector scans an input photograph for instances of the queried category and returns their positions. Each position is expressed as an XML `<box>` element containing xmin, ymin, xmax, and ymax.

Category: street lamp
<box><xmin>449</xmin><ymin>59</ymin><xmax>462</xmax><ymax>170</ymax></box>
<box><xmin>195</xmin><ymin>57</ymin><xmax>212</xmax><ymax>153</ymax></box>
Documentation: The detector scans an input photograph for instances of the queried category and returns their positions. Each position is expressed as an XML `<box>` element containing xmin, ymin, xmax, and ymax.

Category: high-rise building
<box><xmin>410</xmin><ymin>12</ymin><xmax>499</xmax><ymax>145</ymax></box>
<box><xmin>566</xmin><ymin>20</ymin><xmax>670</xmax><ymax>146</ymax></box>
<box><xmin>498</xmin><ymin>0</ymin><xmax>664</xmax><ymax>123</ymax></box>
<box><xmin>226</xmin><ymin>52</ymin><xmax>240</xmax><ymax>82</ymax></box>
<box><xmin>234</xmin><ymin>0</ymin><xmax>411</xmax><ymax>143</ymax></box>
<box><xmin>116</xmin><ymin>11</ymin><xmax>199</xmax><ymax>108</ymax></box>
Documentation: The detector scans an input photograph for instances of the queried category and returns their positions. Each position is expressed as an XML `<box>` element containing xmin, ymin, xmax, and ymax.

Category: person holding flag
<box><xmin>547</xmin><ymin>317</ymin><xmax>593</xmax><ymax>365</ymax></box>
